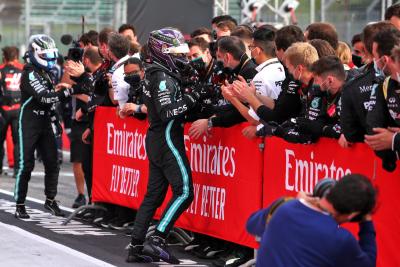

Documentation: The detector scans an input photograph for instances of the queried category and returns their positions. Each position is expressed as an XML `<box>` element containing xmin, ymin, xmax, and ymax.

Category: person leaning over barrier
<box><xmin>365</xmin><ymin>29</ymin><xmax>400</xmax><ymax>156</ymax></box>
<box><xmin>247</xmin><ymin>174</ymin><xmax>377</xmax><ymax>267</ymax></box>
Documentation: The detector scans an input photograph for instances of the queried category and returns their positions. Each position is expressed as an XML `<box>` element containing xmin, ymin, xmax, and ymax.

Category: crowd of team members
<box><xmin>2</xmin><ymin>3</ymin><xmax>400</xmax><ymax>266</ymax></box>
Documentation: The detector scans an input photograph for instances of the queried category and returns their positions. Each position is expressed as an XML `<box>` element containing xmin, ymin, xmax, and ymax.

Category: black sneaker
<box><xmin>126</xmin><ymin>244</ymin><xmax>155</xmax><ymax>263</ymax></box>
<box><xmin>184</xmin><ymin>237</ymin><xmax>202</xmax><ymax>252</ymax></box>
<box><xmin>211</xmin><ymin>247</ymin><xmax>254</xmax><ymax>267</ymax></box>
<box><xmin>15</xmin><ymin>204</ymin><xmax>30</xmax><ymax>219</ymax></box>
<box><xmin>44</xmin><ymin>199</ymin><xmax>65</xmax><ymax>217</ymax></box>
<box><xmin>72</xmin><ymin>194</ymin><xmax>86</xmax><ymax>208</ymax></box>
<box><xmin>143</xmin><ymin>236</ymin><xmax>180</xmax><ymax>264</ymax></box>
<box><xmin>110</xmin><ymin>219</ymin><xmax>134</xmax><ymax>231</ymax></box>
<box><xmin>193</xmin><ymin>241</ymin><xmax>225</xmax><ymax>259</ymax></box>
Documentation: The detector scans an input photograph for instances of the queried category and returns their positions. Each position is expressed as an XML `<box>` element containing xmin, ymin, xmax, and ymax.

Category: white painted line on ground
<box><xmin>0</xmin><ymin>189</ymin><xmax>75</xmax><ymax>213</ymax></box>
<box><xmin>0</xmin><ymin>221</ymin><xmax>116</xmax><ymax>267</ymax></box>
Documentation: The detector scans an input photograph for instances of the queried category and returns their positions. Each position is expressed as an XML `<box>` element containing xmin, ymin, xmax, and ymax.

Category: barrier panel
<box><xmin>92</xmin><ymin>107</ymin><xmax>400</xmax><ymax>264</ymax></box>
<box><xmin>262</xmin><ymin>137</ymin><xmax>400</xmax><ymax>267</ymax></box>
<box><xmin>92</xmin><ymin>107</ymin><xmax>263</xmax><ymax>247</ymax></box>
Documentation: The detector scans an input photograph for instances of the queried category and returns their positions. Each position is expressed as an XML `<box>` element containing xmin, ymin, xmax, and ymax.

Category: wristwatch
<box><xmin>207</xmin><ymin>117</ymin><xmax>213</xmax><ymax>129</ymax></box>
<box><xmin>135</xmin><ymin>104</ymin><xmax>142</xmax><ymax>113</ymax></box>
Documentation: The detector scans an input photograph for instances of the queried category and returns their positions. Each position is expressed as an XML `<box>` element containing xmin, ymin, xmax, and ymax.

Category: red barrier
<box><xmin>6</xmin><ymin>127</ymin><xmax>14</xmax><ymax>168</ymax></box>
<box><xmin>92</xmin><ymin>107</ymin><xmax>400</xmax><ymax>263</ymax></box>
<box><xmin>92</xmin><ymin>107</ymin><xmax>262</xmax><ymax>247</ymax></box>
<box><xmin>262</xmin><ymin>137</ymin><xmax>400</xmax><ymax>267</ymax></box>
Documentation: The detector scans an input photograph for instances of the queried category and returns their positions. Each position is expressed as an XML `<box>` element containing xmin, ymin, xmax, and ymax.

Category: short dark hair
<box><xmin>217</xmin><ymin>36</ymin><xmax>246</xmax><ymax>60</ymax></box>
<box><xmin>257</xmin><ymin>24</ymin><xmax>277</xmax><ymax>33</ymax></box>
<box><xmin>108</xmin><ymin>33</ymin><xmax>130</xmax><ymax>59</ymax></box>
<box><xmin>351</xmin><ymin>33</ymin><xmax>362</xmax><ymax>47</ymax></box>
<box><xmin>187</xmin><ymin>37</ymin><xmax>210</xmax><ymax>52</ymax></box>
<box><xmin>326</xmin><ymin>174</ymin><xmax>376</xmax><ymax>217</ymax></box>
<box><xmin>98</xmin><ymin>27</ymin><xmax>115</xmax><ymax>45</ymax></box>
<box><xmin>362</xmin><ymin>21</ymin><xmax>395</xmax><ymax>55</ymax></box>
<box><xmin>385</xmin><ymin>3</ymin><xmax>400</xmax><ymax>20</ymax></box>
<box><xmin>253</xmin><ymin>27</ymin><xmax>276</xmax><ymax>57</ymax></box>
<box><xmin>191</xmin><ymin>27</ymin><xmax>212</xmax><ymax>40</ymax></box>
<box><xmin>2</xmin><ymin>46</ymin><xmax>19</xmax><ymax>61</ymax></box>
<box><xmin>211</xmin><ymin>15</ymin><xmax>237</xmax><ymax>26</ymax></box>
<box><xmin>309</xmin><ymin>39</ymin><xmax>336</xmax><ymax>58</ymax></box>
<box><xmin>118</xmin><ymin>23</ymin><xmax>136</xmax><ymax>35</ymax></box>
<box><xmin>124</xmin><ymin>57</ymin><xmax>144</xmax><ymax>70</ymax></box>
<box><xmin>275</xmin><ymin>25</ymin><xmax>305</xmax><ymax>51</ymax></box>
<box><xmin>140</xmin><ymin>43</ymin><xmax>151</xmax><ymax>63</ymax></box>
<box><xmin>83</xmin><ymin>47</ymin><xmax>102</xmax><ymax>65</ymax></box>
<box><xmin>79</xmin><ymin>30</ymin><xmax>99</xmax><ymax>47</ymax></box>
<box><xmin>231</xmin><ymin>25</ymin><xmax>254</xmax><ymax>40</ymax></box>
<box><xmin>373</xmin><ymin>28</ymin><xmax>400</xmax><ymax>57</ymax></box>
<box><xmin>306</xmin><ymin>22</ymin><xmax>339</xmax><ymax>50</ymax></box>
<box><xmin>310</xmin><ymin>55</ymin><xmax>345</xmax><ymax>81</ymax></box>
<box><xmin>216</xmin><ymin>20</ymin><xmax>236</xmax><ymax>32</ymax></box>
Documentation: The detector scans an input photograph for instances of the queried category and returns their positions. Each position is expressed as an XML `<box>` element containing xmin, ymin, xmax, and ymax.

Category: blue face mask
<box><xmin>47</xmin><ymin>60</ymin><xmax>56</xmax><ymax>70</ymax></box>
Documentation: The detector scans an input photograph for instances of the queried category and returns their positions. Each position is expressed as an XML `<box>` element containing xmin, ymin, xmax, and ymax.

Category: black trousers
<box><xmin>0</xmin><ymin>108</ymin><xmax>20</xmax><ymax>173</ymax></box>
<box><xmin>14</xmin><ymin>108</ymin><xmax>59</xmax><ymax>204</ymax></box>
<box><xmin>131</xmin><ymin>122</ymin><xmax>194</xmax><ymax>242</ymax></box>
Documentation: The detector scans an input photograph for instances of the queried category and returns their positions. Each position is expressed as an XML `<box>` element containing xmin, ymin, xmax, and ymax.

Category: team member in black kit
<box><xmin>14</xmin><ymin>35</ymin><xmax>84</xmax><ymax>219</ymax></box>
<box><xmin>341</xmin><ymin>22</ymin><xmax>395</xmax><ymax>143</ymax></box>
<box><xmin>126</xmin><ymin>28</ymin><xmax>207</xmax><ymax>264</ymax></box>
<box><xmin>0</xmin><ymin>46</ymin><xmax>24</xmax><ymax>175</ymax></box>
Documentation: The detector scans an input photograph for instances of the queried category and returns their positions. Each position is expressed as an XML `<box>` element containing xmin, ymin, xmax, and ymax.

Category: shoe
<box><xmin>15</xmin><ymin>204</ymin><xmax>30</xmax><ymax>219</ymax></box>
<box><xmin>72</xmin><ymin>194</ymin><xmax>86</xmax><ymax>209</ymax></box>
<box><xmin>211</xmin><ymin>247</ymin><xmax>254</xmax><ymax>267</ymax></box>
<box><xmin>126</xmin><ymin>244</ymin><xmax>155</xmax><ymax>263</ymax></box>
<box><xmin>143</xmin><ymin>235</ymin><xmax>180</xmax><ymax>264</ymax></box>
<box><xmin>184</xmin><ymin>238</ymin><xmax>202</xmax><ymax>252</ymax></box>
<box><xmin>193</xmin><ymin>241</ymin><xmax>225</xmax><ymax>259</ymax></box>
<box><xmin>109</xmin><ymin>218</ymin><xmax>132</xmax><ymax>230</ymax></box>
<box><xmin>44</xmin><ymin>199</ymin><xmax>65</xmax><ymax>217</ymax></box>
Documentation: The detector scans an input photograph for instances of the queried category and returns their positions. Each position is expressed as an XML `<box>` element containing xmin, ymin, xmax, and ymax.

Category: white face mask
<box><xmin>396</xmin><ymin>72</ymin><xmax>400</xmax><ymax>82</ymax></box>
<box><xmin>320</xmin><ymin>78</ymin><xmax>330</xmax><ymax>91</ymax></box>
<box><xmin>373</xmin><ymin>57</ymin><xmax>386</xmax><ymax>77</ymax></box>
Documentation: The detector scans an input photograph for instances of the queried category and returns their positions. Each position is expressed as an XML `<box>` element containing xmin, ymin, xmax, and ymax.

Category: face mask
<box><xmin>320</xmin><ymin>78</ymin><xmax>332</xmax><ymax>93</ymax></box>
<box><xmin>190</xmin><ymin>57</ymin><xmax>206</xmax><ymax>71</ymax></box>
<box><xmin>124</xmin><ymin>73</ymin><xmax>141</xmax><ymax>87</ymax></box>
<box><xmin>373</xmin><ymin>57</ymin><xmax>386</xmax><ymax>77</ymax></box>
<box><xmin>293</xmin><ymin>66</ymin><xmax>302</xmax><ymax>83</ymax></box>
<box><xmin>352</xmin><ymin>54</ymin><xmax>363</xmax><ymax>68</ymax></box>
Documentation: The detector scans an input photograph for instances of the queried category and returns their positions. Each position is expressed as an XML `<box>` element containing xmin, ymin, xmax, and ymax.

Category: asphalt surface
<box><xmin>0</xmin><ymin>151</ymin><xmax>79</xmax><ymax>208</ymax></box>
<box><xmin>0</xmin><ymin>152</ymin><xmax>215</xmax><ymax>266</ymax></box>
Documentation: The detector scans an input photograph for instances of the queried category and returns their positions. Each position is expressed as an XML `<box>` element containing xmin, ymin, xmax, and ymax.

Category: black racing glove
<box><xmin>50</xmin><ymin>115</ymin><xmax>63</xmax><ymax>138</ymax></box>
<box><xmin>296</xmin><ymin>117</ymin><xmax>324</xmax><ymax>141</ymax></box>
<box><xmin>191</xmin><ymin>84</ymin><xmax>212</xmax><ymax>101</ymax></box>
<box><xmin>256</xmin><ymin>122</ymin><xmax>279</xmax><ymax>137</ymax></box>
<box><xmin>322</xmin><ymin>124</ymin><xmax>341</xmax><ymax>139</ymax></box>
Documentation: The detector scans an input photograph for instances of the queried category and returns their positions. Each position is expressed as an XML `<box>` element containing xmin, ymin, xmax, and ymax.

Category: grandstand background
<box><xmin>0</xmin><ymin>0</ymin><xmax>395</xmax><ymax>60</ymax></box>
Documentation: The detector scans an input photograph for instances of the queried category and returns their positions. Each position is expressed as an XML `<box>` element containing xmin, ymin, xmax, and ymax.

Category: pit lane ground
<box><xmin>0</xmin><ymin>155</ymin><xmax>213</xmax><ymax>267</ymax></box>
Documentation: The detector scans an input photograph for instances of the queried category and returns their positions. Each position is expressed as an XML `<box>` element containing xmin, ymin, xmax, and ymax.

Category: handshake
<box><xmin>187</xmin><ymin>84</ymin><xmax>212</xmax><ymax>102</ymax></box>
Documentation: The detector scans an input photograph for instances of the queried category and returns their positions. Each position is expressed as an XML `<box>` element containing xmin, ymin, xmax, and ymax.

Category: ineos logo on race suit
<box><xmin>166</xmin><ymin>104</ymin><xmax>188</xmax><ymax>118</ymax></box>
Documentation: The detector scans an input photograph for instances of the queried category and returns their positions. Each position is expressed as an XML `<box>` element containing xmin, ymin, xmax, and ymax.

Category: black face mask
<box><xmin>124</xmin><ymin>73</ymin><xmax>141</xmax><ymax>88</ymax></box>
<box><xmin>352</xmin><ymin>54</ymin><xmax>364</xmax><ymax>68</ymax></box>
<box><xmin>190</xmin><ymin>57</ymin><xmax>206</xmax><ymax>72</ymax></box>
